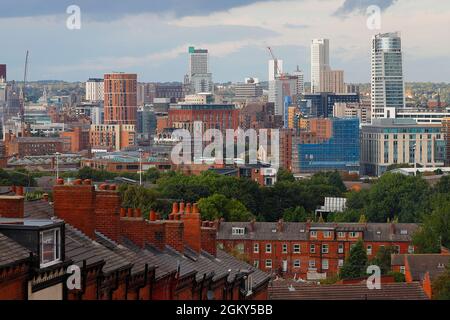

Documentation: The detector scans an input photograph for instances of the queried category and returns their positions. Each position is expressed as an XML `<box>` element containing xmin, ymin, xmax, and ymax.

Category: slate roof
<box><xmin>218</xmin><ymin>222</ymin><xmax>419</xmax><ymax>242</ymax></box>
<box><xmin>269</xmin><ymin>280</ymin><xmax>429</xmax><ymax>300</ymax></box>
<box><xmin>0</xmin><ymin>232</ymin><xmax>30</xmax><ymax>268</ymax></box>
<box><xmin>65</xmin><ymin>224</ymin><xmax>131</xmax><ymax>275</ymax></box>
<box><xmin>405</xmin><ymin>254</ymin><xmax>450</xmax><ymax>281</ymax></box>
<box><xmin>216</xmin><ymin>249</ymin><xmax>271</xmax><ymax>290</ymax></box>
<box><xmin>183</xmin><ymin>246</ymin><xmax>230</xmax><ymax>282</ymax></box>
<box><xmin>24</xmin><ymin>200</ymin><xmax>54</xmax><ymax>219</ymax></box>
<box><xmin>391</xmin><ymin>254</ymin><xmax>406</xmax><ymax>266</ymax></box>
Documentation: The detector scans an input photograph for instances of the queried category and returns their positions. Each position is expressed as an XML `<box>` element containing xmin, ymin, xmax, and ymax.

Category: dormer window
<box><xmin>232</xmin><ymin>227</ymin><xmax>245</xmax><ymax>235</ymax></box>
<box><xmin>438</xmin><ymin>263</ymin><xmax>445</xmax><ymax>269</ymax></box>
<box><xmin>310</xmin><ymin>231</ymin><xmax>317</xmax><ymax>238</ymax></box>
<box><xmin>40</xmin><ymin>228</ymin><xmax>61</xmax><ymax>268</ymax></box>
<box><xmin>400</xmin><ymin>229</ymin><xmax>408</xmax><ymax>235</ymax></box>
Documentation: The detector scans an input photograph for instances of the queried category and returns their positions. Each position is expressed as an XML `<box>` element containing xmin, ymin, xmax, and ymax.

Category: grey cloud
<box><xmin>0</xmin><ymin>0</ymin><xmax>277</xmax><ymax>19</ymax></box>
<box><xmin>334</xmin><ymin>0</ymin><xmax>398</xmax><ymax>16</ymax></box>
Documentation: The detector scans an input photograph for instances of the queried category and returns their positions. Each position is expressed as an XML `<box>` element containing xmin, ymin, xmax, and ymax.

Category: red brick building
<box><xmin>4</xmin><ymin>132</ymin><xmax>64</xmax><ymax>157</ymax></box>
<box><xmin>104</xmin><ymin>73</ymin><xmax>137</xmax><ymax>125</ymax></box>
<box><xmin>60</xmin><ymin>126</ymin><xmax>90</xmax><ymax>153</ymax></box>
<box><xmin>0</xmin><ymin>182</ymin><xmax>270</xmax><ymax>300</ymax></box>
<box><xmin>217</xmin><ymin>220</ymin><xmax>418</xmax><ymax>280</ymax></box>
<box><xmin>168</xmin><ymin>104</ymin><xmax>239</xmax><ymax>133</ymax></box>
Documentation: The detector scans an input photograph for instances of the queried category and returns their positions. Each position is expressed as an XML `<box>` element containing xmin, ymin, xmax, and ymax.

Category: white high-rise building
<box><xmin>311</xmin><ymin>39</ymin><xmax>330</xmax><ymax>93</ymax></box>
<box><xmin>85</xmin><ymin>78</ymin><xmax>104</xmax><ymax>102</ymax></box>
<box><xmin>188</xmin><ymin>46</ymin><xmax>213</xmax><ymax>94</ymax></box>
<box><xmin>370</xmin><ymin>32</ymin><xmax>405</xmax><ymax>119</ymax></box>
<box><xmin>292</xmin><ymin>66</ymin><xmax>305</xmax><ymax>94</ymax></box>
<box><xmin>268</xmin><ymin>59</ymin><xmax>283</xmax><ymax>81</ymax></box>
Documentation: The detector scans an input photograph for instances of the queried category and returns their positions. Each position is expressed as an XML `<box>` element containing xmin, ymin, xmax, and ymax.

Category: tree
<box><xmin>197</xmin><ymin>193</ymin><xmax>253</xmax><ymax>222</ymax></box>
<box><xmin>413</xmin><ymin>195</ymin><xmax>450</xmax><ymax>253</ymax></box>
<box><xmin>370</xmin><ymin>245</ymin><xmax>396</xmax><ymax>275</ymax></box>
<box><xmin>118</xmin><ymin>184</ymin><xmax>162</xmax><ymax>218</ymax></box>
<box><xmin>276</xmin><ymin>168</ymin><xmax>295</xmax><ymax>183</ymax></box>
<box><xmin>340</xmin><ymin>240</ymin><xmax>368</xmax><ymax>280</ymax></box>
<box><xmin>432</xmin><ymin>264</ymin><xmax>450</xmax><ymax>300</ymax></box>
<box><xmin>355</xmin><ymin>173</ymin><xmax>430</xmax><ymax>222</ymax></box>
<box><xmin>435</xmin><ymin>175</ymin><xmax>450</xmax><ymax>194</ymax></box>
<box><xmin>282</xmin><ymin>206</ymin><xmax>312</xmax><ymax>222</ymax></box>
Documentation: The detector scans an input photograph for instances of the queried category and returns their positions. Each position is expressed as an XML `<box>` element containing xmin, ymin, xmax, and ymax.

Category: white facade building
<box><xmin>311</xmin><ymin>39</ymin><xmax>330</xmax><ymax>93</ymax></box>
<box><xmin>85</xmin><ymin>78</ymin><xmax>104</xmax><ymax>102</ymax></box>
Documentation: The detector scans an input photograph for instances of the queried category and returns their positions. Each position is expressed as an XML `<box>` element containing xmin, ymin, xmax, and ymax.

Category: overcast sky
<box><xmin>1</xmin><ymin>0</ymin><xmax>449</xmax><ymax>83</ymax></box>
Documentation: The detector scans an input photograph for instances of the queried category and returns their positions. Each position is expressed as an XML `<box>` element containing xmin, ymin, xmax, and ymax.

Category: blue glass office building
<box><xmin>297</xmin><ymin>118</ymin><xmax>360</xmax><ymax>172</ymax></box>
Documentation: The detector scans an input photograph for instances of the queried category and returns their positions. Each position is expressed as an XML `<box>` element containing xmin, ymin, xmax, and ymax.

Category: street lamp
<box><xmin>138</xmin><ymin>148</ymin><xmax>143</xmax><ymax>186</ymax></box>
<box><xmin>55</xmin><ymin>152</ymin><xmax>61</xmax><ymax>180</ymax></box>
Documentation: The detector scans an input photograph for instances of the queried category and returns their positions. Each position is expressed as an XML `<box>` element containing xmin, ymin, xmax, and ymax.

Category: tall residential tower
<box><xmin>370</xmin><ymin>32</ymin><xmax>405</xmax><ymax>119</ymax></box>
<box><xmin>187</xmin><ymin>47</ymin><xmax>213</xmax><ymax>93</ymax></box>
<box><xmin>311</xmin><ymin>39</ymin><xmax>330</xmax><ymax>93</ymax></box>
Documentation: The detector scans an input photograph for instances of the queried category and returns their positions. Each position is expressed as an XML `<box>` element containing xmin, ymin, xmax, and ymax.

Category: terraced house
<box><xmin>217</xmin><ymin>220</ymin><xmax>418</xmax><ymax>280</ymax></box>
<box><xmin>0</xmin><ymin>181</ymin><xmax>270</xmax><ymax>300</ymax></box>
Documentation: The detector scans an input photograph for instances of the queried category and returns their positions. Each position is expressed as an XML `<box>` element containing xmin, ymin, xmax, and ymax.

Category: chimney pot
<box><xmin>43</xmin><ymin>193</ymin><xmax>49</xmax><ymax>202</ymax></box>
<box><xmin>16</xmin><ymin>186</ymin><xmax>24</xmax><ymax>196</ymax></box>
<box><xmin>127</xmin><ymin>208</ymin><xmax>133</xmax><ymax>217</ymax></box>
<box><xmin>109</xmin><ymin>184</ymin><xmax>116</xmax><ymax>191</ymax></box>
<box><xmin>149</xmin><ymin>210</ymin><xmax>156</xmax><ymax>221</ymax></box>
<box><xmin>172</xmin><ymin>202</ymin><xmax>179</xmax><ymax>214</ymax></box>
<box><xmin>74</xmin><ymin>179</ymin><xmax>82</xmax><ymax>185</ymax></box>
<box><xmin>179</xmin><ymin>202</ymin><xmax>185</xmax><ymax>214</ymax></box>
<box><xmin>82</xmin><ymin>179</ymin><xmax>92</xmax><ymax>185</ymax></box>
<box><xmin>120</xmin><ymin>208</ymin><xmax>126</xmax><ymax>217</ymax></box>
<box><xmin>169</xmin><ymin>213</ymin><xmax>174</xmax><ymax>220</ymax></box>
<box><xmin>56</xmin><ymin>178</ymin><xmax>64</xmax><ymax>185</ymax></box>
<box><xmin>11</xmin><ymin>185</ymin><xmax>16</xmax><ymax>193</ymax></box>
<box><xmin>156</xmin><ymin>213</ymin><xmax>161</xmax><ymax>220</ymax></box>
<box><xmin>135</xmin><ymin>208</ymin><xmax>142</xmax><ymax>218</ymax></box>
<box><xmin>186</xmin><ymin>203</ymin><xmax>192</xmax><ymax>214</ymax></box>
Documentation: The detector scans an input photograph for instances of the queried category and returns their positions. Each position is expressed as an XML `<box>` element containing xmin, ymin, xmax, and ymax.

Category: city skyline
<box><xmin>0</xmin><ymin>0</ymin><xmax>449</xmax><ymax>83</ymax></box>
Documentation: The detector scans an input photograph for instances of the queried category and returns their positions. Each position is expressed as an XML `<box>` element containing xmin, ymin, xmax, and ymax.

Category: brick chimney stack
<box><xmin>95</xmin><ymin>183</ymin><xmax>121</xmax><ymax>242</ymax></box>
<box><xmin>0</xmin><ymin>187</ymin><xmax>25</xmax><ymax>218</ymax></box>
<box><xmin>53</xmin><ymin>178</ymin><xmax>96</xmax><ymax>239</ymax></box>
<box><xmin>182</xmin><ymin>202</ymin><xmax>201</xmax><ymax>252</ymax></box>
<box><xmin>120</xmin><ymin>207</ymin><xmax>146</xmax><ymax>247</ymax></box>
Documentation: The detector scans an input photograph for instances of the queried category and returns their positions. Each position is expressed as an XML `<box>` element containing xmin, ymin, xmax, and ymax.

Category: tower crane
<box><xmin>266</xmin><ymin>46</ymin><xmax>292</xmax><ymax>128</ymax></box>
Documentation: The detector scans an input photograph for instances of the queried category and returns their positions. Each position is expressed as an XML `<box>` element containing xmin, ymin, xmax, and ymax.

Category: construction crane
<box><xmin>20</xmin><ymin>50</ymin><xmax>29</xmax><ymax>128</ymax></box>
<box><xmin>266</xmin><ymin>46</ymin><xmax>291</xmax><ymax>128</ymax></box>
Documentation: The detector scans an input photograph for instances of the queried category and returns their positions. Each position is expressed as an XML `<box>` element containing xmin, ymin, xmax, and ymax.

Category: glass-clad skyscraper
<box><xmin>371</xmin><ymin>32</ymin><xmax>405</xmax><ymax>119</ymax></box>
<box><xmin>296</xmin><ymin>118</ymin><xmax>360</xmax><ymax>173</ymax></box>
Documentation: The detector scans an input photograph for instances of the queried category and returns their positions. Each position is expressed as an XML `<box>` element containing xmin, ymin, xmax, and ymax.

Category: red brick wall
<box><xmin>183</xmin><ymin>212</ymin><xmax>201</xmax><ymax>252</ymax></box>
<box><xmin>95</xmin><ymin>190</ymin><xmax>121</xmax><ymax>242</ymax></box>
<box><xmin>53</xmin><ymin>183</ymin><xmax>96</xmax><ymax>239</ymax></box>
<box><xmin>201</xmin><ymin>227</ymin><xmax>217</xmax><ymax>256</ymax></box>
<box><xmin>0</xmin><ymin>265</ymin><xmax>28</xmax><ymax>300</ymax></box>
<box><xmin>145</xmin><ymin>221</ymin><xmax>166</xmax><ymax>251</ymax></box>
<box><xmin>164</xmin><ymin>221</ymin><xmax>184</xmax><ymax>253</ymax></box>
<box><xmin>0</xmin><ymin>196</ymin><xmax>24</xmax><ymax>218</ymax></box>
<box><xmin>120</xmin><ymin>216</ymin><xmax>146</xmax><ymax>247</ymax></box>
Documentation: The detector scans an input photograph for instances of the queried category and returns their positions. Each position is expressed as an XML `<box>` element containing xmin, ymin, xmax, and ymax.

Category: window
<box><xmin>310</xmin><ymin>244</ymin><xmax>316</xmax><ymax>254</ymax></box>
<box><xmin>282</xmin><ymin>244</ymin><xmax>288</xmax><ymax>254</ymax></box>
<box><xmin>323</xmin><ymin>231</ymin><xmax>332</xmax><ymax>238</ymax></box>
<box><xmin>338</xmin><ymin>232</ymin><xmax>345</xmax><ymax>238</ymax></box>
<box><xmin>400</xmin><ymin>229</ymin><xmax>408</xmax><ymax>235</ymax></box>
<box><xmin>321</xmin><ymin>244</ymin><xmax>329</xmax><ymax>254</ymax></box>
<box><xmin>40</xmin><ymin>228</ymin><xmax>61</xmax><ymax>268</ymax></box>
<box><xmin>408</xmin><ymin>245</ymin><xmax>414</xmax><ymax>254</ymax></box>
<box><xmin>293</xmin><ymin>244</ymin><xmax>300</xmax><ymax>254</ymax></box>
<box><xmin>310</xmin><ymin>231</ymin><xmax>317</xmax><ymax>238</ymax></box>
<box><xmin>232</xmin><ymin>227</ymin><xmax>245</xmax><ymax>235</ymax></box>
<box><xmin>338</xmin><ymin>243</ymin><xmax>344</xmax><ymax>254</ymax></box>
<box><xmin>400</xmin><ymin>266</ymin><xmax>405</xmax><ymax>274</ymax></box>
<box><xmin>349</xmin><ymin>232</ymin><xmax>358</xmax><ymax>238</ymax></box>
<box><xmin>293</xmin><ymin>260</ymin><xmax>301</xmax><ymax>268</ymax></box>
<box><xmin>218</xmin><ymin>242</ymin><xmax>224</xmax><ymax>250</ymax></box>
<box><xmin>367</xmin><ymin>245</ymin><xmax>372</xmax><ymax>255</ymax></box>
<box><xmin>265</xmin><ymin>259</ymin><xmax>272</xmax><ymax>268</ymax></box>
<box><xmin>322</xmin><ymin>259</ymin><xmax>329</xmax><ymax>270</ymax></box>
<box><xmin>254</xmin><ymin>260</ymin><xmax>259</xmax><ymax>268</ymax></box>
<box><xmin>253</xmin><ymin>243</ymin><xmax>259</xmax><ymax>253</ymax></box>
<box><xmin>395</xmin><ymin>245</ymin><xmax>400</xmax><ymax>254</ymax></box>
<box><xmin>266</xmin><ymin>244</ymin><xmax>272</xmax><ymax>253</ymax></box>
<box><xmin>338</xmin><ymin>259</ymin><xmax>344</xmax><ymax>267</ymax></box>
<box><xmin>309</xmin><ymin>260</ymin><xmax>316</xmax><ymax>268</ymax></box>
<box><xmin>236</xmin><ymin>243</ymin><xmax>245</xmax><ymax>254</ymax></box>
